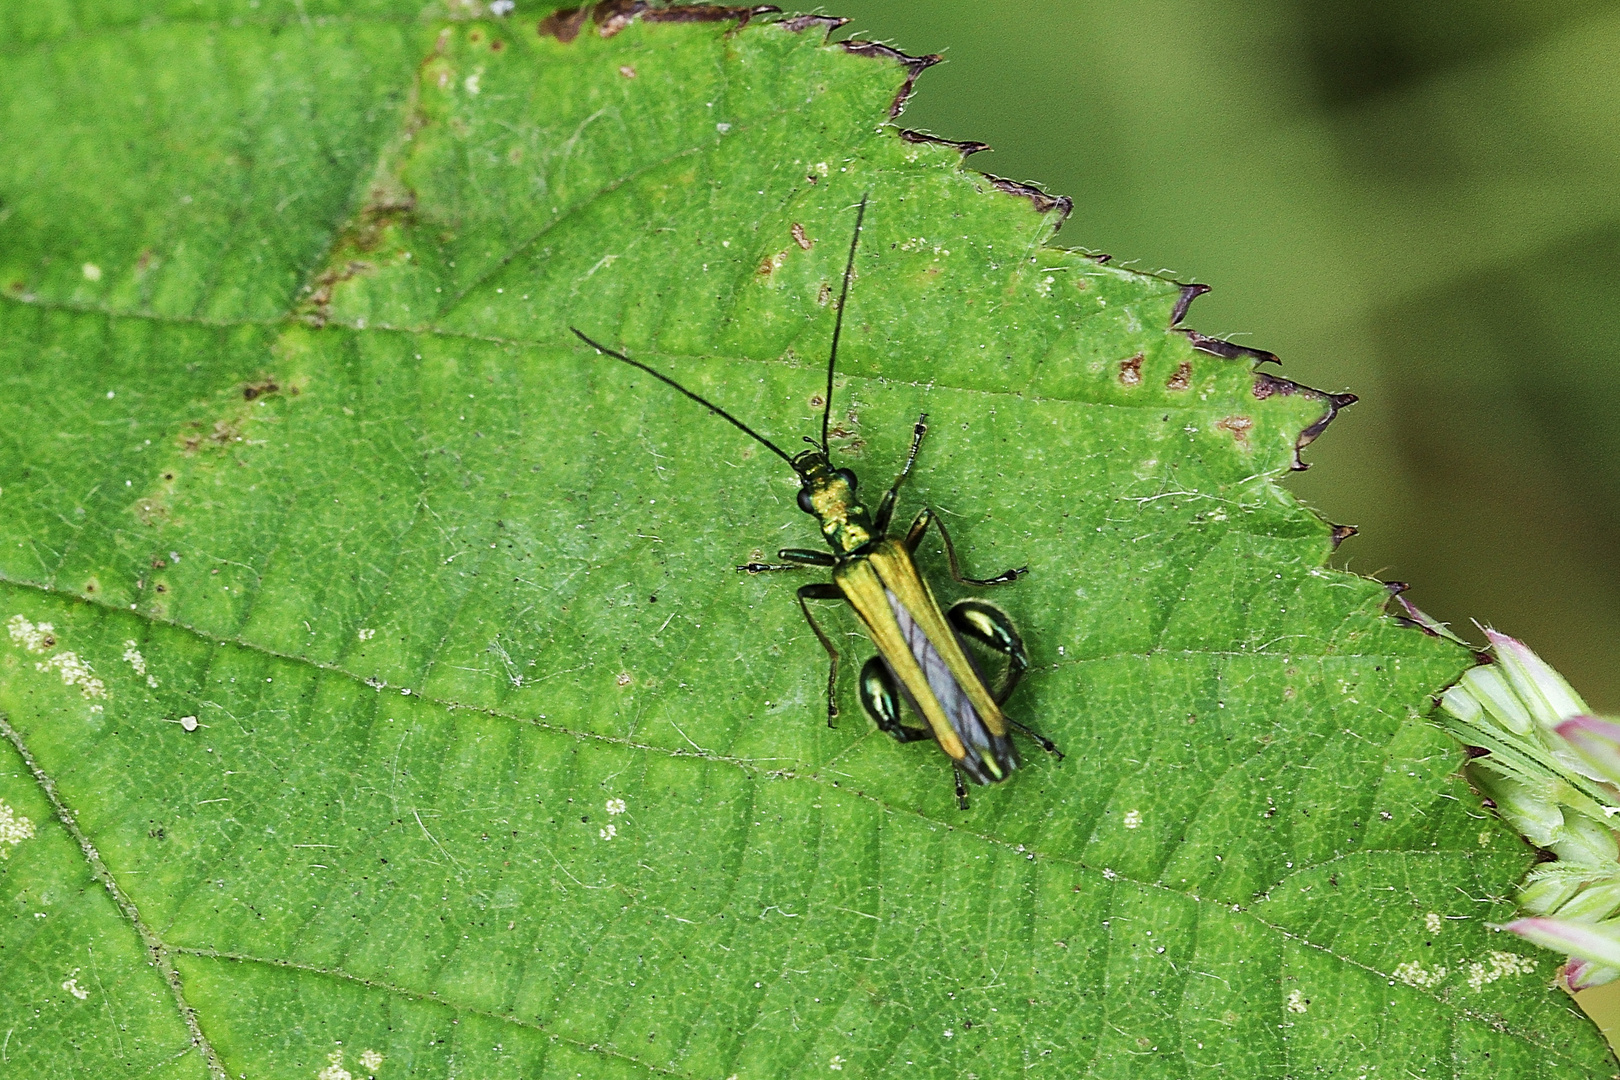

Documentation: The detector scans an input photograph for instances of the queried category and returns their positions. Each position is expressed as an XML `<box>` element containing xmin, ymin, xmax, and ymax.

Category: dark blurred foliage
<box><xmin>832</xmin><ymin>0</ymin><xmax>1620</xmax><ymax>711</ymax></box>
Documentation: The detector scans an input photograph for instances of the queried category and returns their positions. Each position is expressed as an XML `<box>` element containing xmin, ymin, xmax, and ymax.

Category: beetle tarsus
<box><xmin>1009</xmin><ymin>718</ymin><xmax>1063</xmax><ymax>760</ymax></box>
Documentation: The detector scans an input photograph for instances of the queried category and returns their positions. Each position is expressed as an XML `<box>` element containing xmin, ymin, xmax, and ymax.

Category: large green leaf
<box><xmin>0</xmin><ymin>4</ymin><xmax>1609</xmax><ymax>1077</ymax></box>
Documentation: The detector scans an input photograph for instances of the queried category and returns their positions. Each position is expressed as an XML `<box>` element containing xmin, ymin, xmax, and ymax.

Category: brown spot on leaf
<box><xmin>354</xmin><ymin>187</ymin><xmax>418</xmax><ymax>253</ymax></box>
<box><xmin>817</xmin><ymin>283</ymin><xmax>832</xmax><ymax>305</ymax></box>
<box><xmin>1118</xmin><ymin>354</ymin><xmax>1143</xmax><ymax>387</ymax></box>
<box><xmin>539</xmin><ymin>6</ymin><xmax>587</xmax><ymax>41</ymax></box>
<box><xmin>757</xmin><ymin>251</ymin><xmax>787</xmax><ymax>276</ymax></box>
<box><xmin>242</xmin><ymin>379</ymin><xmax>279</xmax><ymax>401</ymax></box>
<box><xmin>791</xmin><ymin>223</ymin><xmax>811</xmax><ymax>250</ymax></box>
<box><xmin>133</xmin><ymin>497</ymin><xmax>169</xmax><ymax>526</ymax></box>
<box><xmin>182</xmin><ymin>418</ymin><xmax>243</xmax><ymax>455</ymax></box>
<box><xmin>490</xmin><ymin>38</ymin><xmax>505</xmax><ymax>52</ymax></box>
<box><xmin>619</xmin><ymin>64</ymin><xmax>636</xmax><ymax>78</ymax></box>
<box><xmin>1166</xmin><ymin>361</ymin><xmax>1192</xmax><ymax>392</ymax></box>
<box><xmin>304</xmin><ymin>260</ymin><xmax>374</xmax><ymax>326</ymax></box>
<box><xmin>1216</xmin><ymin>416</ymin><xmax>1254</xmax><ymax>443</ymax></box>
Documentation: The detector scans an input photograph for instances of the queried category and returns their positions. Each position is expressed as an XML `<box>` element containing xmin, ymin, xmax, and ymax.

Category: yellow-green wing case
<box><xmin>834</xmin><ymin>539</ymin><xmax>1016</xmax><ymax>783</ymax></box>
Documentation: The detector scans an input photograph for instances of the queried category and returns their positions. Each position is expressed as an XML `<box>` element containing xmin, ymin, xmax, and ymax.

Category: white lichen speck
<box><xmin>0</xmin><ymin>800</ymin><xmax>35</xmax><ymax>858</ymax></box>
<box><xmin>36</xmin><ymin>650</ymin><xmax>106</xmax><ymax>699</ymax></box>
<box><xmin>1392</xmin><ymin>961</ymin><xmax>1447</xmax><ymax>989</ymax></box>
<box><xmin>599</xmin><ymin>823</ymin><xmax>616</xmax><ymax>841</ymax></box>
<box><xmin>8</xmin><ymin>614</ymin><xmax>54</xmax><ymax>653</ymax></box>
<box><xmin>61</xmin><ymin>969</ymin><xmax>89</xmax><ymax>1000</ymax></box>
<box><xmin>358</xmin><ymin>1048</ymin><xmax>383</xmax><ymax>1072</ymax></box>
<box><xmin>14</xmin><ymin>616</ymin><xmax>105</xmax><ymax>698</ymax></box>
<box><xmin>123</xmin><ymin>639</ymin><xmax>158</xmax><ymax>687</ymax></box>
<box><xmin>1425</xmin><ymin>912</ymin><xmax>1443</xmax><ymax>935</ymax></box>
<box><xmin>606</xmin><ymin>798</ymin><xmax>626</xmax><ymax>815</ymax></box>
<box><xmin>1286</xmin><ymin>989</ymin><xmax>1307</xmax><ymax>1013</ymax></box>
<box><xmin>1123</xmin><ymin>809</ymin><xmax>1143</xmax><ymax>829</ymax></box>
<box><xmin>317</xmin><ymin>1050</ymin><xmax>353</xmax><ymax>1080</ymax></box>
<box><xmin>1466</xmin><ymin>950</ymin><xmax>1537</xmax><ymax>991</ymax></box>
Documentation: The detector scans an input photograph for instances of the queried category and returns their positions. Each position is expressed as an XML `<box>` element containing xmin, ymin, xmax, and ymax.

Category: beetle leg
<box><xmin>953</xmin><ymin>765</ymin><xmax>970</xmax><ymax>810</ymax></box>
<box><xmin>796</xmin><ymin>582</ymin><xmax>846</xmax><ymax>725</ymax></box>
<box><xmin>873</xmin><ymin>412</ymin><xmax>929</xmax><ymax>534</ymax></box>
<box><xmin>858</xmin><ymin>657</ymin><xmax>932</xmax><ymax>743</ymax></box>
<box><xmin>905</xmin><ymin>507</ymin><xmax>1027</xmax><ymax>586</ymax></box>
<box><xmin>739</xmin><ymin>548</ymin><xmax>837</xmax><ymax>573</ymax></box>
<box><xmin>948</xmin><ymin>599</ymin><xmax>1028</xmax><ymax>703</ymax></box>
<box><xmin>1008</xmin><ymin>718</ymin><xmax>1064</xmax><ymax>759</ymax></box>
<box><xmin>948</xmin><ymin>599</ymin><xmax>1062</xmax><ymax>758</ymax></box>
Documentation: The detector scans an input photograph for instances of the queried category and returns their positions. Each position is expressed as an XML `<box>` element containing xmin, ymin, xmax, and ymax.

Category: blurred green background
<box><xmin>831</xmin><ymin>0</ymin><xmax>1620</xmax><ymax>714</ymax></box>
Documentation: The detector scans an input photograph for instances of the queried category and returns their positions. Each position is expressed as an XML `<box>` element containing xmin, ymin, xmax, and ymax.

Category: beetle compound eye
<box><xmin>797</xmin><ymin>487</ymin><xmax>816</xmax><ymax>514</ymax></box>
<box><xmin>835</xmin><ymin>468</ymin><xmax>858</xmax><ymax>491</ymax></box>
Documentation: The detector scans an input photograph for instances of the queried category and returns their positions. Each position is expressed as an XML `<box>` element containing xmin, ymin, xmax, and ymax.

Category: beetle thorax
<box><xmin>809</xmin><ymin>482</ymin><xmax>872</xmax><ymax>552</ymax></box>
<box><xmin>792</xmin><ymin>451</ymin><xmax>873</xmax><ymax>554</ymax></box>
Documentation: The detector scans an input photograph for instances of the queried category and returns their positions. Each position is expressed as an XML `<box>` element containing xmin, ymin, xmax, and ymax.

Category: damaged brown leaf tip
<box><xmin>982</xmin><ymin>173</ymin><xmax>1072</xmax><ymax>223</ymax></box>
<box><xmin>1252</xmin><ymin>372</ymin><xmax>1358</xmax><ymax>471</ymax></box>
<box><xmin>1173</xmin><ymin>285</ymin><xmax>1357</xmax><ymax>471</ymax></box>
<box><xmin>837</xmin><ymin>40</ymin><xmax>941</xmax><ymax>119</ymax></box>
<box><xmin>541</xmin><ymin>2</ymin><xmax>780</xmax><ymax>41</ymax></box>
<box><xmin>900</xmin><ymin>128</ymin><xmax>991</xmax><ymax>159</ymax></box>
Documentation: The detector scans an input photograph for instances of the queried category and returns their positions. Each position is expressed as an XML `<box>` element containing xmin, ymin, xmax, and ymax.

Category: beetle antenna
<box><xmin>570</xmin><ymin>328</ymin><xmax>795</xmax><ymax>464</ymax></box>
<box><xmin>822</xmin><ymin>193</ymin><xmax>868</xmax><ymax>457</ymax></box>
